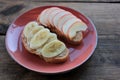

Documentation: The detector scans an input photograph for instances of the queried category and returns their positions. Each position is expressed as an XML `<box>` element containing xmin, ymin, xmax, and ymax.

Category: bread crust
<box><xmin>21</xmin><ymin>32</ymin><xmax>69</xmax><ymax>63</ymax></box>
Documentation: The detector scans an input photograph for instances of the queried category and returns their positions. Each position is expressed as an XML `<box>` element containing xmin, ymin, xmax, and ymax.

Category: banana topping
<box><xmin>46</xmin><ymin>33</ymin><xmax>57</xmax><ymax>43</ymax></box>
<box><xmin>27</xmin><ymin>25</ymin><xmax>44</xmax><ymax>45</ymax></box>
<box><xmin>30</xmin><ymin>29</ymin><xmax>50</xmax><ymax>49</ymax></box>
<box><xmin>23</xmin><ymin>21</ymin><xmax>67</xmax><ymax>58</ymax></box>
<box><xmin>23</xmin><ymin>21</ymin><xmax>38</xmax><ymax>37</ymax></box>
<box><xmin>41</xmin><ymin>40</ymin><xmax>66</xmax><ymax>58</ymax></box>
<box><xmin>35</xmin><ymin>33</ymin><xmax>57</xmax><ymax>54</ymax></box>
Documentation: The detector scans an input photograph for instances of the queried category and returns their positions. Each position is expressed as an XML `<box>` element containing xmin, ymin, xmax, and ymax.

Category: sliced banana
<box><xmin>27</xmin><ymin>25</ymin><xmax>44</xmax><ymax>45</ymax></box>
<box><xmin>46</xmin><ymin>33</ymin><xmax>57</xmax><ymax>43</ymax></box>
<box><xmin>41</xmin><ymin>40</ymin><xmax>66</xmax><ymax>58</ymax></box>
<box><xmin>30</xmin><ymin>28</ymin><xmax>50</xmax><ymax>49</ymax></box>
<box><xmin>35</xmin><ymin>33</ymin><xmax>57</xmax><ymax>55</ymax></box>
<box><xmin>23</xmin><ymin>21</ymin><xmax>38</xmax><ymax>37</ymax></box>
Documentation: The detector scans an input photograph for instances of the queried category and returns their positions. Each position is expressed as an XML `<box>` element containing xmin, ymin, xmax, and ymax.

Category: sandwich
<box><xmin>37</xmin><ymin>7</ymin><xmax>87</xmax><ymax>45</ymax></box>
<box><xmin>21</xmin><ymin>21</ymin><xmax>69</xmax><ymax>63</ymax></box>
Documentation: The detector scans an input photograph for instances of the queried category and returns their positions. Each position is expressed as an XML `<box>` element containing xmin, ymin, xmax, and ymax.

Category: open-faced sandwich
<box><xmin>22</xmin><ymin>21</ymin><xmax>69</xmax><ymax>63</ymax></box>
<box><xmin>22</xmin><ymin>7</ymin><xmax>88</xmax><ymax>63</ymax></box>
<box><xmin>37</xmin><ymin>7</ymin><xmax>87</xmax><ymax>45</ymax></box>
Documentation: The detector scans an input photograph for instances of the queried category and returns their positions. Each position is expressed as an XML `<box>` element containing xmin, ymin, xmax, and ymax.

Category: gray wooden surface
<box><xmin>0</xmin><ymin>0</ymin><xmax>120</xmax><ymax>80</ymax></box>
<box><xmin>1</xmin><ymin>0</ymin><xmax>120</xmax><ymax>2</ymax></box>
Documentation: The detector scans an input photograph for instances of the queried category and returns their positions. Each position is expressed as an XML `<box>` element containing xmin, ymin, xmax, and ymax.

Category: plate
<box><xmin>5</xmin><ymin>6</ymin><xmax>97</xmax><ymax>74</ymax></box>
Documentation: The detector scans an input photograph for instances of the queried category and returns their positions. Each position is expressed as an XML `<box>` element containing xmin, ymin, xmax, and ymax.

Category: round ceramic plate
<box><xmin>5</xmin><ymin>6</ymin><xmax>97</xmax><ymax>74</ymax></box>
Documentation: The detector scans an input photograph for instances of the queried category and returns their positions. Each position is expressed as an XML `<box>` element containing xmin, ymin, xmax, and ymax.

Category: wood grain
<box><xmin>0</xmin><ymin>1</ymin><xmax>120</xmax><ymax>80</ymax></box>
<box><xmin>1</xmin><ymin>0</ymin><xmax>120</xmax><ymax>2</ymax></box>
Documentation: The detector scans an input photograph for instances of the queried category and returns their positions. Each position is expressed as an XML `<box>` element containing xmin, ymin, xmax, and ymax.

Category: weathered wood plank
<box><xmin>0</xmin><ymin>4</ymin><xmax>24</xmax><ymax>16</ymax></box>
<box><xmin>1</xmin><ymin>0</ymin><xmax>120</xmax><ymax>2</ymax></box>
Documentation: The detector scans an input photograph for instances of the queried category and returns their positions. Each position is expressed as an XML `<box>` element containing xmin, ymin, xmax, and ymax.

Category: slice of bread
<box><xmin>37</xmin><ymin>7</ymin><xmax>87</xmax><ymax>45</ymax></box>
<box><xmin>21</xmin><ymin>32</ymin><xmax>69</xmax><ymax>63</ymax></box>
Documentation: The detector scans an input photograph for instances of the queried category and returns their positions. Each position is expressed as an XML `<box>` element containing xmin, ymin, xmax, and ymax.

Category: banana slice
<box><xmin>23</xmin><ymin>21</ymin><xmax>38</xmax><ymax>37</ymax></box>
<box><xmin>35</xmin><ymin>33</ymin><xmax>57</xmax><ymax>55</ymax></box>
<box><xmin>30</xmin><ymin>28</ymin><xmax>50</xmax><ymax>49</ymax></box>
<box><xmin>41</xmin><ymin>40</ymin><xmax>66</xmax><ymax>58</ymax></box>
<box><xmin>46</xmin><ymin>33</ymin><xmax>57</xmax><ymax>43</ymax></box>
<box><xmin>27</xmin><ymin>25</ymin><xmax>44</xmax><ymax>45</ymax></box>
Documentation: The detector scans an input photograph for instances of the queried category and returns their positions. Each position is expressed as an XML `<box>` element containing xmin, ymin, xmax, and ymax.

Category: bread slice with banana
<box><xmin>22</xmin><ymin>21</ymin><xmax>69</xmax><ymax>63</ymax></box>
<box><xmin>37</xmin><ymin>7</ymin><xmax>88</xmax><ymax>45</ymax></box>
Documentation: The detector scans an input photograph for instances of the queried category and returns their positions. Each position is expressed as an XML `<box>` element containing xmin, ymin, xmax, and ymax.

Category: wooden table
<box><xmin>0</xmin><ymin>0</ymin><xmax>120</xmax><ymax>80</ymax></box>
